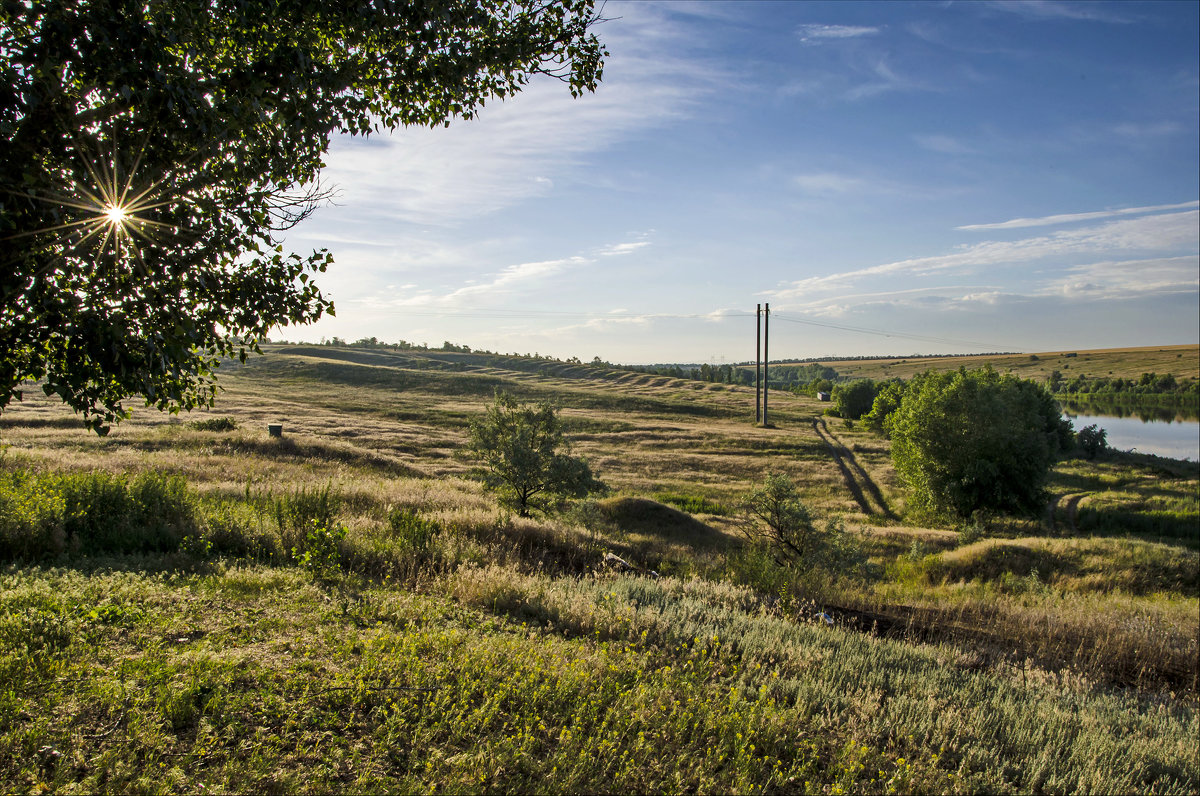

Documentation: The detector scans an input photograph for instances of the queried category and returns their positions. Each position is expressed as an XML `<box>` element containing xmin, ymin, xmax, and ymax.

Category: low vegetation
<box><xmin>1</xmin><ymin>344</ymin><xmax>1196</xmax><ymax>793</ymax></box>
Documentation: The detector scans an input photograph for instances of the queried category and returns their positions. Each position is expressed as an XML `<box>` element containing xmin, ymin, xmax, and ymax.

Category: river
<box><xmin>1064</xmin><ymin>410</ymin><xmax>1199</xmax><ymax>462</ymax></box>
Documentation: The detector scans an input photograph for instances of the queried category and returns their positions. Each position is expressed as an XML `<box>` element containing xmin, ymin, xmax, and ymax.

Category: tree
<box><xmin>831</xmin><ymin>379</ymin><xmax>879</xmax><ymax>420</ymax></box>
<box><xmin>862</xmin><ymin>379</ymin><xmax>905</xmax><ymax>434</ymax></box>
<box><xmin>1</xmin><ymin>0</ymin><xmax>605</xmax><ymax>432</ymax></box>
<box><xmin>1076</xmin><ymin>424</ymin><xmax>1109</xmax><ymax>459</ymax></box>
<box><xmin>739</xmin><ymin>472</ymin><xmax>859</xmax><ymax>570</ymax></box>
<box><xmin>467</xmin><ymin>391</ymin><xmax>605</xmax><ymax>516</ymax></box>
<box><xmin>885</xmin><ymin>368</ymin><xmax>1073</xmax><ymax>519</ymax></box>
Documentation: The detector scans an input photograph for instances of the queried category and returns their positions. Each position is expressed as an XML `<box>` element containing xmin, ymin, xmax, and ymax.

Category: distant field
<box><xmin>785</xmin><ymin>343</ymin><xmax>1200</xmax><ymax>383</ymax></box>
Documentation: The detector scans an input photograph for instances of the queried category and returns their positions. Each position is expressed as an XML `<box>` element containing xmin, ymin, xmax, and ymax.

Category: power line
<box><xmin>770</xmin><ymin>312</ymin><xmax>1006</xmax><ymax>350</ymax></box>
<box><xmin>377</xmin><ymin>304</ymin><xmax>1009</xmax><ymax>351</ymax></box>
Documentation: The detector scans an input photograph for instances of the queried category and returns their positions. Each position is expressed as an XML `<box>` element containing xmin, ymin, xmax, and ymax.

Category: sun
<box><xmin>103</xmin><ymin>203</ymin><xmax>129</xmax><ymax>226</ymax></box>
<box><xmin>2</xmin><ymin>133</ymin><xmax>179</xmax><ymax>268</ymax></box>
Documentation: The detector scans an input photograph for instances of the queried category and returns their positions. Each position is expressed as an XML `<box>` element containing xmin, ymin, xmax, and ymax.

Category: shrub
<box><xmin>388</xmin><ymin>507</ymin><xmax>442</xmax><ymax>552</ymax></box>
<box><xmin>0</xmin><ymin>470</ymin><xmax>198</xmax><ymax>559</ymax></box>
<box><xmin>269</xmin><ymin>483</ymin><xmax>340</xmax><ymax>551</ymax></box>
<box><xmin>653</xmin><ymin>493</ymin><xmax>730</xmax><ymax>517</ymax></box>
<box><xmin>187</xmin><ymin>416</ymin><xmax>238</xmax><ymax>431</ymax></box>
<box><xmin>886</xmin><ymin>368</ymin><xmax>1073</xmax><ymax>519</ymax></box>
<box><xmin>292</xmin><ymin>519</ymin><xmax>347</xmax><ymax>581</ymax></box>
<box><xmin>739</xmin><ymin>473</ymin><xmax>865</xmax><ymax>573</ymax></box>
<box><xmin>1076</xmin><ymin>424</ymin><xmax>1109</xmax><ymax>459</ymax></box>
<box><xmin>0</xmin><ymin>471</ymin><xmax>66</xmax><ymax>560</ymax></box>
<box><xmin>831</xmin><ymin>379</ymin><xmax>879</xmax><ymax>420</ymax></box>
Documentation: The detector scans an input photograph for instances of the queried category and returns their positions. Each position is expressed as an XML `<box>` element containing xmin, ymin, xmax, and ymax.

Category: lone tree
<box><xmin>1</xmin><ymin>0</ymin><xmax>606</xmax><ymax>432</ymax></box>
<box><xmin>467</xmin><ymin>392</ymin><xmax>605</xmax><ymax>517</ymax></box>
<box><xmin>882</xmin><ymin>368</ymin><xmax>1073</xmax><ymax>519</ymax></box>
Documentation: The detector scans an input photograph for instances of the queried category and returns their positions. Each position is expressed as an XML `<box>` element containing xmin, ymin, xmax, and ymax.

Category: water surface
<box><xmin>1064</xmin><ymin>411</ymin><xmax>1198</xmax><ymax>462</ymax></box>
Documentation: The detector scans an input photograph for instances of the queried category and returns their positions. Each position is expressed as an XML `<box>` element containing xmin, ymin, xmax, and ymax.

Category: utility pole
<box><xmin>763</xmin><ymin>302</ymin><xmax>770</xmax><ymax>427</ymax></box>
<box><xmin>755</xmin><ymin>303</ymin><xmax>762</xmax><ymax>424</ymax></box>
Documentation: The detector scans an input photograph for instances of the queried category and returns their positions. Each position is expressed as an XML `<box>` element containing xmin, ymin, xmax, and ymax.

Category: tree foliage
<box><xmin>467</xmin><ymin>392</ymin><xmax>605</xmax><ymax>517</ymax></box>
<box><xmin>1</xmin><ymin>0</ymin><xmax>605</xmax><ymax>431</ymax></box>
<box><xmin>878</xmin><ymin>368</ymin><xmax>1073</xmax><ymax>519</ymax></box>
<box><xmin>739</xmin><ymin>472</ymin><xmax>860</xmax><ymax>570</ymax></box>
<box><xmin>1076</xmin><ymin>424</ymin><xmax>1109</xmax><ymax>460</ymax></box>
<box><xmin>831</xmin><ymin>378</ymin><xmax>880</xmax><ymax>420</ymax></box>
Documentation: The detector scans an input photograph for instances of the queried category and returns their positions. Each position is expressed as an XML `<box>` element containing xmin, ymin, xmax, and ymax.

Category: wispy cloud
<box><xmin>1044</xmin><ymin>256</ymin><xmax>1199</xmax><ymax>300</ymax></box>
<box><xmin>313</xmin><ymin>5</ymin><xmax>730</xmax><ymax>227</ymax></box>
<box><xmin>597</xmin><ymin>240</ymin><xmax>651</xmax><ymax>257</ymax></box>
<box><xmin>983</xmin><ymin>1</ymin><xmax>1135</xmax><ymax>24</ymax></box>
<box><xmin>792</xmin><ymin>172</ymin><xmax>867</xmax><ymax>195</ymax></box>
<box><xmin>797</xmin><ymin>24</ymin><xmax>882</xmax><ymax>43</ymax></box>
<box><xmin>382</xmin><ymin>256</ymin><xmax>591</xmax><ymax>308</ymax></box>
<box><xmin>957</xmin><ymin>201</ymin><xmax>1199</xmax><ymax>230</ymax></box>
<box><xmin>1111</xmin><ymin>121</ymin><xmax>1184</xmax><ymax>139</ymax></box>
<box><xmin>778</xmin><ymin>209</ymin><xmax>1199</xmax><ymax>299</ymax></box>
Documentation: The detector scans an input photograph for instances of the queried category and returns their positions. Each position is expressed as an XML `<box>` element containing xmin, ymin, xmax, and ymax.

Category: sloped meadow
<box><xmin>2</xmin><ymin>347</ymin><xmax>1197</xmax><ymax>793</ymax></box>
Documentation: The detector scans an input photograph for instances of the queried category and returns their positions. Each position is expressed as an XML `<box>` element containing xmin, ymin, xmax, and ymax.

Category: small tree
<box><xmin>467</xmin><ymin>392</ymin><xmax>604</xmax><ymax>516</ymax></box>
<box><xmin>1076</xmin><ymin>424</ymin><xmax>1109</xmax><ymax>459</ymax></box>
<box><xmin>739</xmin><ymin>473</ymin><xmax>859</xmax><ymax>570</ymax></box>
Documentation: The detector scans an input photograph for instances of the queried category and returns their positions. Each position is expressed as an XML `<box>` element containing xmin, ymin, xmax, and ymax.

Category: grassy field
<box><xmin>1</xmin><ymin>345</ymin><xmax>1197</xmax><ymax>793</ymax></box>
<box><xmin>785</xmin><ymin>343</ymin><xmax>1199</xmax><ymax>383</ymax></box>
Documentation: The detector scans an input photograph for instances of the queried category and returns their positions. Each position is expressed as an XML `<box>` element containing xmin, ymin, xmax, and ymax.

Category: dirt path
<box><xmin>1045</xmin><ymin>492</ymin><xmax>1089</xmax><ymax>534</ymax></box>
<box><xmin>812</xmin><ymin>418</ymin><xmax>897</xmax><ymax>519</ymax></box>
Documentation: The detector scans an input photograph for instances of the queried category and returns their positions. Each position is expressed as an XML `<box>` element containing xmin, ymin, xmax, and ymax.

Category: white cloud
<box><xmin>1112</xmin><ymin>121</ymin><xmax>1183</xmax><ymax>139</ymax></box>
<box><xmin>1044</xmin><ymin>256</ymin><xmax>1199</xmax><ymax>300</ymax></box>
<box><xmin>311</xmin><ymin>6</ymin><xmax>730</xmax><ymax>228</ymax></box>
<box><xmin>777</xmin><ymin>209</ymin><xmax>1199</xmax><ymax>300</ymax></box>
<box><xmin>982</xmin><ymin>1</ymin><xmax>1134</xmax><ymax>24</ymax></box>
<box><xmin>597</xmin><ymin>240</ymin><xmax>651</xmax><ymax>256</ymax></box>
<box><xmin>797</xmin><ymin>24</ymin><xmax>882</xmax><ymax>42</ymax></box>
<box><xmin>378</xmin><ymin>255</ymin><xmax>591</xmax><ymax>308</ymax></box>
<box><xmin>957</xmin><ymin>201</ymin><xmax>1199</xmax><ymax>230</ymax></box>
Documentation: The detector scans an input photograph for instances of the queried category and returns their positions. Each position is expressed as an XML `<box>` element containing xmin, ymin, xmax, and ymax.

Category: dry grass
<box><xmin>787</xmin><ymin>343</ymin><xmax>1199</xmax><ymax>383</ymax></box>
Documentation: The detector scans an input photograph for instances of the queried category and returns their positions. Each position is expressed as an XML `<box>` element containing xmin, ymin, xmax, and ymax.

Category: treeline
<box><xmin>270</xmin><ymin>337</ymin><xmax>606</xmax><ymax>365</ymax></box>
<box><xmin>627</xmin><ymin>363</ymin><xmax>751</xmax><ymax>385</ymax></box>
<box><xmin>1048</xmin><ymin>370</ymin><xmax>1198</xmax><ymax>402</ymax></box>
<box><xmin>794</xmin><ymin>352</ymin><xmax>1019</xmax><ymax>363</ymax></box>
<box><xmin>624</xmin><ymin>362</ymin><xmax>843</xmax><ymax>390</ymax></box>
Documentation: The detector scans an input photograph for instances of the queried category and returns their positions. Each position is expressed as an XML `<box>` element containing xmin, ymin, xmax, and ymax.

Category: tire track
<box><xmin>1045</xmin><ymin>492</ymin><xmax>1089</xmax><ymax>534</ymax></box>
<box><xmin>812</xmin><ymin>418</ymin><xmax>896</xmax><ymax>519</ymax></box>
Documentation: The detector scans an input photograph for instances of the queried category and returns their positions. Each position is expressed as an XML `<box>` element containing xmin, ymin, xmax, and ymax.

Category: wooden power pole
<box><xmin>763</xmin><ymin>302</ymin><xmax>770</xmax><ymax>427</ymax></box>
<box><xmin>755</xmin><ymin>303</ymin><xmax>761</xmax><ymax>424</ymax></box>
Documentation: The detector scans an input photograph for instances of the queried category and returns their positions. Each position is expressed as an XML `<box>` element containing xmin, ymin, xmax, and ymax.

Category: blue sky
<box><xmin>283</xmin><ymin>0</ymin><xmax>1199</xmax><ymax>364</ymax></box>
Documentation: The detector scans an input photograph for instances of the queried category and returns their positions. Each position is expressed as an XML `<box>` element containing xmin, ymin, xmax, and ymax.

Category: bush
<box><xmin>0</xmin><ymin>470</ymin><xmax>198</xmax><ymax>559</ymax></box>
<box><xmin>63</xmin><ymin>471</ymin><xmax>197</xmax><ymax>554</ymax></box>
<box><xmin>886</xmin><ymin>368</ymin><xmax>1073</xmax><ymax>519</ymax></box>
<box><xmin>653</xmin><ymin>493</ymin><xmax>730</xmax><ymax>517</ymax></box>
<box><xmin>0</xmin><ymin>471</ymin><xmax>66</xmax><ymax>560</ymax></box>
<box><xmin>187</xmin><ymin>416</ymin><xmax>238</xmax><ymax>431</ymax></box>
<box><xmin>739</xmin><ymin>473</ymin><xmax>865</xmax><ymax>573</ymax></box>
<box><xmin>269</xmin><ymin>483</ymin><xmax>340</xmax><ymax>552</ymax></box>
<box><xmin>831</xmin><ymin>379</ymin><xmax>879</xmax><ymax>420</ymax></box>
<box><xmin>292</xmin><ymin>519</ymin><xmax>347</xmax><ymax>582</ymax></box>
<box><xmin>388</xmin><ymin>508</ymin><xmax>442</xmax><ymax>552</ymax></box>
<box><xmin>1076</xmin><ymin>424</ymin><xmax>1109</xmax><ymax>459</ymax></box>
